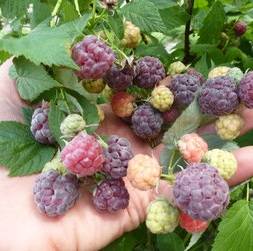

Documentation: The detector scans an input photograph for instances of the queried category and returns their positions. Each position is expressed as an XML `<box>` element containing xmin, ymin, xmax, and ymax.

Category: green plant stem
<box><xmin>92</xmin><ymin>0</ymin><xmax>97</xmax><ymax>23</ymax></box>
<box><xmin>51</xmin><ymin>0</ymin><xmax>63</xmax><ymax>17</ymax></box>
<box><xmin>168</xmin><ymin>149</ymin><xmax>176</xmax><ymax>172</ymax></box>
<box><xmin>74</xmin><ymin>0</ymin><xmax>82</xmax><ymax>16</ymax></box>
<box><xmin>60</xmin><ymin>89</ymin><xmax>71</xmax><ymax>114</ymax></box>
<box><xmin>246</xmin><ymin>182</ymin><xmax>250</xmax><ymax>202</ymax></box>
<box><xmin>184</xmin><ymin>233</ymin><xmax>191</xmax><ymax>245</ymax></box>
<box><xmin>183</xmin><ymin>0</ymin><xmax>195</xmax><ymax>64</ymax></box>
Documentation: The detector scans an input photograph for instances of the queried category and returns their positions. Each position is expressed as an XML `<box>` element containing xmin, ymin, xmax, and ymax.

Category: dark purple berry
<box><xmin>134</xmin><ymin>56</ymin><xmax>165</xmax><ymax>88</ymax></box>
<box><xmin>238</xmin><ymin>71</ymin><xmax>253</xmax><ymax>108</ymax></box>
<box><xmin>30</xmin><ymin>102</ymin><xmax>55</xmax><ymax>144</ymax></box>
<box><xmin>93</xmin><ymin>178</ymin><xmax>129</xmax><ymax>212</ymax></box>
<box><xmin>162</xmin><ymin>105</ymin><xmax>180</xmax><ymax>124</ymax></box>
<box><xmin>173</xmin><ymin>163</ymin><xmax>229</xmax><ymax>221</ymax></box>
<box><xmin>104</xmin><ymin>64</ymin><xmax>134</xmax><ymax>91</ymax></box>
<box><xmin>234</xmin><ymin>21</ymin><xmax>247</xmax><ymax>36</ymax></box>
<box><xmin>198</xmin><ymin>76</ymin><xmax>239</xmax><ymax>116</ymax></box>
<box><xmin>186</xmin><ymin>68</ymin><xmax>205</xmax><ymax>84</ymax></box>
<box><xmin>72</xmin><ymin>35</ymin><xmax>115</xmax><ymax>80</ymax></box>
<box><xmin>170</xmin><ymin>74</ymin><xmax>200</xmax><ymax>107</ymax></box>
<box><xmin>132</xmin><ymin>104</ymin><xmax>163</xmax><ymax>139</ymax></box>
<box><xmin>103</xmin><ymin>135</ymin><xmax>133</xmax><ymax>178</ymax></box>
<box><xmin>33</xmin><ymin>170</ymin><xmax>79</xmax><ymax>217</ymax></box>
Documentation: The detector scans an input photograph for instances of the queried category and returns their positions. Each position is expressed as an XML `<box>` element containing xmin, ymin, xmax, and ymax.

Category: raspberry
<box><xmin>93</xmin><ymin>178</ymin><xmax>129</xmax><ymax>212</ymax></box>
<box><xmin>178</xmin><ymin>133</ymin><xmax>208</xmax><ymax>164</ymax></box>
<box><xmin>234</xmin><ymin>20</ymin><xmax>247</xmax><ymax>36</ymax></box>
<box><xmin>202</xmin><ymin>149</ymin><xmax>237</xmax><ymax>180</ymax></box>
<box><xmin>150</xmin><ymin>86</ymin><xmax>174</xmax><ymax>112</ymax></box>
<box><xmin>122</xmin><ymin>21</ymin><xmax>141</xmax><ymax>48</ymax></box>
<box><xmin>173</xmin><ymin>163</ymin><xmax>229</xmax><ymax>221</ymax></box>
<box><xmin>102</xmin><ymin>85</ymin><xmax>114</xmax><ymax>101</ymax></box>
<box><xmin>132</xmin><ymin>104</ymin><xmax>163</xmax><ymax>139</ymax></box>
<box><xmin>72</xmin><ymin>35</ymin><xmax>115</xmax><ymax>80</ymax></box>
<box><xmin>111</xmin><ymin>92</ymin><xmax>135</xmax><ymax>118</ymax></box>
<box><xmin>33</xmin><ymin>170</ymin><xmax>79</xmax><ymax>217</ymax></box>
<box><xmin>170</xmin><ymin>74</ymin><xmax>200</xmax><ymax>107</ymax></box>
<box><xmin>146</xmin><ymin>198</ymin><xmax>179</xmax><ymax>234</ymax></box>
<box><xmin>134</xmin><ymin>56</ymin><xmax>165</xmax><ymax>88</ymax></box>
<box><xmin>60</xmin><ymin>114</ymin><xmax>86</xmax><ymax>138</ymax></box>
<box><xmin>42</xmin><ymin>155</ymin><xmax>67</xmax><ymax>174</ymax></box>
<box><xmin>30</xmin><ymin>102</ymin><xmax>55</xmax><ymax>144</ymax></box>
<box><xmin>186</xmin><ymin>68</ymin><xmax>205</xmax><ymax>84</ymax></box>
<box><xmin>127</xmin><ymin>154</ymin><xmax>161</xmax><ymax>190</ymax></box>
<box><xmin>179</xmin><ymin>212</ymin><xmax>208</xmax><ymax>233</ymax></box>
<box><xmin>198</xmin><ymin>77</ymin><xmax>239</xmax><ymax>116</ymax></box>
<box><xmin>104</xmin><ymin>64</ymin><xmax>134</xmax><ymax>91</ymax></box>
<box><xmin>168</xmin><ymin>61</ymin><xmax>187</xmax><ymax>76</ymax></box>
<box><xmin>162</xmin><ymin>105</ymin><xmax>180</xmax><ymax>124</ymax></box>
<box><xmin>227</xmin><ymin>67</ymin><xmax>244</xmax><ymax>84</ymax></box>
<box><xmin>208</xmin><ymin>66</ymin><xmax>230</xmax><ymax>79</ymax></box>
<box><xmin>82</xmin><ymin>79</ymin><xmax>105</xmax><ymax>93</ymax></box>
<box><xmin>102</xmin><ymin>135</ymin><xmax>133</xmax><ymax>178</ymax></box>
<box><xmin>60</xmin><ymin>132</ymin><xmax>104</xmax><ymax>177</ymax></box>
<box><xmin>215</xmin><ymin>114</ymin><xmax>244</xmax><ymax>140</ymax></box>
<box><xmin>238</xmin><ymin>71</ymin><xmax>253</xmax><ymax>108</ymax></box>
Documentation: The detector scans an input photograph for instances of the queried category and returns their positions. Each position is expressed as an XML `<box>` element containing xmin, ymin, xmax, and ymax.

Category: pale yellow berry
<box><xmin>83</xmin><ymin>79</ymin><xmax>105</xmax><ymax>94</ymax></box>
<box><xmin>202</xmin><ymin>149</ymin><xmax>237</xmax><ymax>180</ymax></box>
<box><xmin>122</xmin><ymin>21</ymin><xmax>141</xmax><ymax>48</ymax></box>
<box><xmin>127</xmin><ymin>154</ymin><xmax>161</xmax><ymax>190</ymax></box>
<box><xmin>215</xmin><ymin>114</ymin><xmax>244</xmax><ymax>140</ymax></box>
<box><xmin>208</xmin><ymin>66</ymin><xmax>230</xmax><ymax>78</ymax></box>
<box><xmin>168</xmin><ymin>61</ymin><xmax>187</xmax><ymax>76</ymax></box>
<box><xmin>43</xmin><ymin>155</ymin><xmax>67</xmax><ymax>174</ymax></box>
<box><xmin>150</xmin><ymin>86</ymin><xmax>174</xmax><ymax>112</ymax></box>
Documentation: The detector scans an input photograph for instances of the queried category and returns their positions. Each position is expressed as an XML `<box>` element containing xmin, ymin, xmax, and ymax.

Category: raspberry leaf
<box><xmin>0</xmin><ymin>121</ymin><xmax>56</xmax><ymax>176</ymax></box>
<box><xmin>156</xmin><ymin>233</ymin><xmax>184</xmax><ymax>251</ymax></box>
<box><xmin>121</xmin><ymin>0</ymin><xmax>166</xmax><ymax>33</ymax></box>
<box><xmin>212</xmin><ymin>200</ymin><xmax>253</xmax><ymax>251</ymax></box>
<box><xmin>0</xmin><ymin>14</ymin><xmax>90</xmax><ymax>68</ymax></box>
<box><xmin>21</xmin><ymin>107</ymin><xmax>34</xmax><ymax>125</ymax></box>
<box><xmin>11</xmin><ymin>57</ymin><xmax>61</xmax><ymax>102</ymax></box>
<box><xmin>0</xmin><ymin>0</ymin><xmax>31</xmax><ymax>18</ymax></box>
<box><xmin>163</xmin><ymin>99</ymin><xmax>202</xmax><ymax>146</ymax></box>
<box><xmin>48</xmin><ymin>103</ymin><xmax>65</xmax><ymax>149</ymax></box>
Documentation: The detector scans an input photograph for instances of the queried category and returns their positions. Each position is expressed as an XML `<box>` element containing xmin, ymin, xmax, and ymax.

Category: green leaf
<box><xmin>0</xmin><ymin>121</ymin><xmax>56</xmax><ymax>176</ymax></box>
<box><xmin>194</xmin><ymin>54</ymin><xmax>211</xmax><ymax>77</ymax></box>
<box><xmin>157</xmin><ymin>233</ymin><xmax>184</xmax><ymax>251</ymax></box>
<box><xmin>148</xmin><ymin>0</ymin><xmax>177</xmax><ymax>9</ymax></box>
<box><xmin>159</xmin><ymin>6</ymin><xmax>190</xmax><ymax>31</ymax></box>
<box><xmin>11</xmin><ymin>57</ymin><xmax>61</xmax><ymax>102</ymax></box>
<box><xmin>185</xmin><ymin>233</ymin><xmax>203</xmax><ymax>251</ymax></box>
<box><xmin>48</xmin><ymin>103</ymin><xmax>65</xmax><ymax>149</ymax></box>
<box><xmin>0</xmin><ymin>14</ymin><xmax>90</xmax><ymax>68</ymax></box>
<box><xmin>108</xmin><ymin>11</ymin><xmax>124</xmax><ymax>40</ymax></box>
<box><xmin>31</xmin><ymin>2</ymin><xmax>51</xmax><ymax>28</ymax></box>
<box><xmin>61</xmin><ymin>0</ymin><xmax>79</xmax><ymax>22</ymax></box>
<box><xmin>198</xmin><ymin>1</ymin><xmax>225</xmax><ymax>44</ymax></box>
<box><xmin>22</xmin><ymin>107</ymin><xmax>34</xmax><ymax>125</ymax></box>
<box><xmin>121</xmin><ymin>0</ymin><xmax>166</xmax><ymax>33</ymax></box>
<box><xmin>194</xmin><ymin>0</ymin><xmax>208</xmax><ymax>8</ymax></box>
<box><xmin>0</xmin><ymin>0</ymin><xmax>32</xmax><ymax>18</ymax></box>
<box><xmin>163</xmin><ymin>99</ymin><xmax>202</xmax><ymax>146</ymax></box>
<box><xmin>212</xmin><ymin>200</ymin><xmax>253</xmax><ymax>251</ymax></box>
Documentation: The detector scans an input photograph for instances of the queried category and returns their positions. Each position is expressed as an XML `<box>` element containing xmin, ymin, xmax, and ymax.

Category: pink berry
<box><xmin>234</xmin><ymin>21</ymin><xmax>247</xmax><ymax>36</ymax></box>
<box><xmin>60</xmin><ymin>132</ymin><xmax>104</xmax><ymax>177</ymax></box>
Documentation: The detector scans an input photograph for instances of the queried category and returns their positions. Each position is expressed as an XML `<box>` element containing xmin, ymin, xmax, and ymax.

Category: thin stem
<box><xmin>246</xmin><ymin>182</ymin><xmax>250</xmax><ymax>202</ymax></box>
<box><xmin>168</xmin><ymin>149</ymin><xmax>176</xmax><ymax>172</ymax></box>
<box><xmin>74</xmin><ymin>0</ymin><xmax>82</xmax><ymax>17</ymax></box>
<box><xmin>183</xmin><ymin>0</ymin><xmax>194</xmax><ymax>64</ymax></box>
<box><xmin>92</xmin><ymin>0</ymin><xmax>97</xmax><ymax>23</ymax></box>
<box><xmin>51</xmin><ymin>0</ymin><xmax>63</xmax><ymax>17</ymax></box>
<box><xmin>61</xmin><ymin>89</ymin><xmax>71</xmax><ymax>114</ymax></box>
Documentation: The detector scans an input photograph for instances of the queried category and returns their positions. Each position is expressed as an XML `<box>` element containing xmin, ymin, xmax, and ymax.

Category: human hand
<box><xmin>0</xmin><ymin>59</ymin><xmax>253</xmax><ymax>251</ymax></box>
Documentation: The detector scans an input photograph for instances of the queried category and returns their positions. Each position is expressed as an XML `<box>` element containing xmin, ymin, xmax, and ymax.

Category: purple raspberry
<box><xmin>198</xmin><ymin>76</ymin><xmax>239</xmax><ymax>116</ymax></box>
<box><xmin>93</xmin><ymin>178</ymin><xmax>129</xmax><ymax>212</ymax></box>
<box><xmin>132</xmin><ymin>104</ymin><xmax>163</xmax><ymax>139</ymax></box>
<box><xmin>186</xmin><ymin>68</ymin><xmax>205</xmax><ymax>84</ymax></box>
<box><xmin>173</xmin><ymin>163</ymin><xmax>229</xmax><ymax>221</ymax></box>
<box><xmin>162</xmin><ymin>105</ymin><xmax>180</xmax><ymax>125</ymax></box>
<box><xmin>234</xmin><ymin>21</ymin><xmax>247</xmax><ymax>36</ymax></box>
<box><xmin>238</xmin><ymin>71</ymin><xmax>253</xmax><ymax>108</ymax></box>
<box><xmin>104</xmin><ymin>64</ymin><xmax>134</xmax><ymax>91</ymax></box>
<box><xmin>170</xmin><ymin>74</ymin><xmax>200</xmax><ymax>107</ymax></box>
<box><xmin>134</xmin><ymin>56</ymin><xmax>165</xmax><ymax>88</ymax></box>
<box><xmin>103</xmin><ymin>135</ymin><xmax>133</xmax><ymax>178</ymax></box>
<box><xmin>72</xmin><ymin>35</ymin><xmax>115</xmax><ymax>80</ymax></box>
<box><xmin>33</xmin><ymin>170</ymin><xmax>79</xmax><ymax>217</ymax></box>
<box><xmin>30</xmin><ymin>102</ymin><xmax>55</xmax><ymax>144</ymax></box>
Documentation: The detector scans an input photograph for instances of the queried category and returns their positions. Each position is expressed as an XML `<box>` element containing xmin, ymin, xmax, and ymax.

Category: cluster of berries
<box><xmin>31</xmin><ymin>103</ymin><xmax>134</xmax><ymax>216</ymax></box>
<box><xmin>128</xmin><ymin>132</ymin><xmax>236</xmax><ymax>234</ymax></box>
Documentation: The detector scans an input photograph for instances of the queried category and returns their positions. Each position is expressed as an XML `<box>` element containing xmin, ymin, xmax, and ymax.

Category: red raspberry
<box><xmin>72</xmin><ymin>35</ymin><xmax>115</xmax><ymax>80</ymax></box>
<box><xmin>60</xmin><ymin>132</ymin><xmax>104</xmax><ymax>177</ymax></box>
<box><xmin>162</xmin><ymin>105</ymin><xmax>180</xmax><ymax>124</ymax></box>
<box><xmin>234</xmin><ymin>21</ymin><xmax>247</xmax><ymax>36</ymax></box>
<box><xmin>111</xmin><ymin>92</ymin><xmax>135</xmax><ymax>118</ymax></box>
<box><xmin>179</xmin><ymin>212</ymin><xmax>209</xmax><ymax>233</ymax></box>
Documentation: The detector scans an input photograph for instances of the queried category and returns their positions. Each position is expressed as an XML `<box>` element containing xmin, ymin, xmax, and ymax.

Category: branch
<box><xmin>183</xmin><ymin>0</ymin><xmax>195</xmax><ymax>65</ymax></box>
